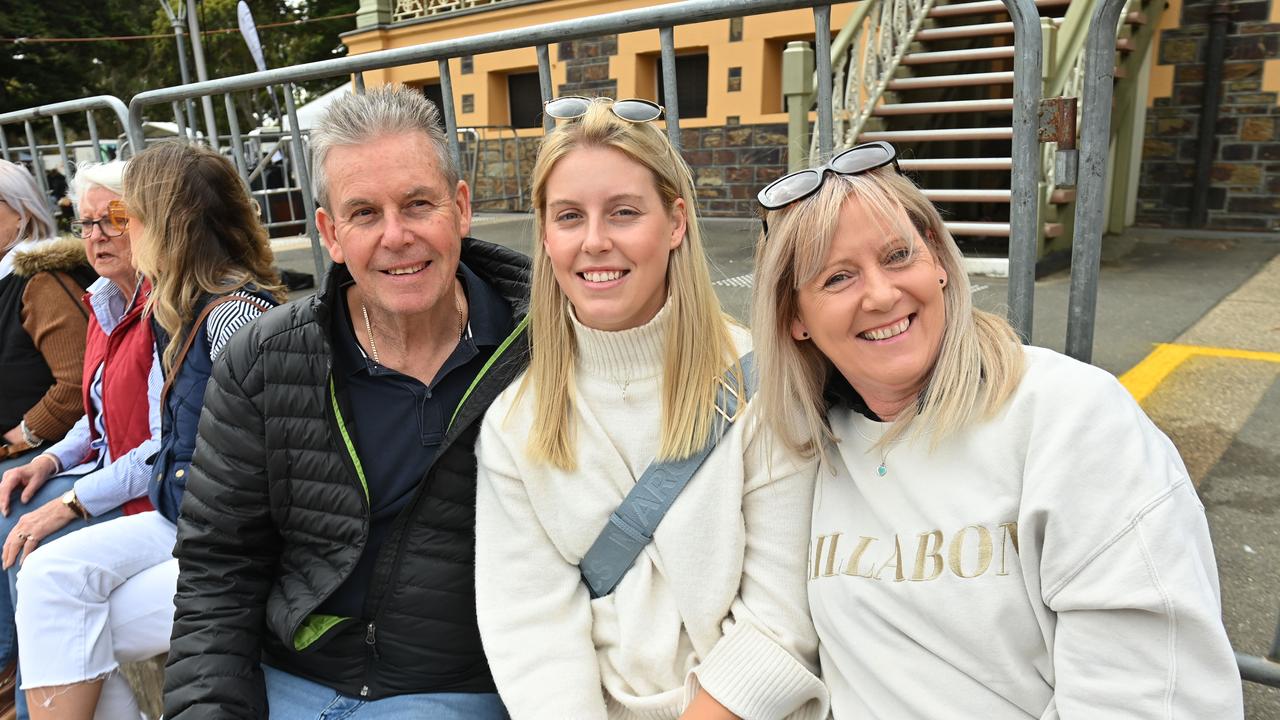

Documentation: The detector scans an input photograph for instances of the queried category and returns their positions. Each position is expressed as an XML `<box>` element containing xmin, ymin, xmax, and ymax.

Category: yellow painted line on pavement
<box><xmin>1119</xmin><ymin>343</ymin><xmax>1280</xmax><ymax>404</ymax></box>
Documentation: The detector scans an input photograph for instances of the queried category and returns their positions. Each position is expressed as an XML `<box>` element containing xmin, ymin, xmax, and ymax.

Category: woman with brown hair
<box><xmin>13</xmin><ymin>141</ymin><xmax>283</xmax><ymax>720</ymax></box>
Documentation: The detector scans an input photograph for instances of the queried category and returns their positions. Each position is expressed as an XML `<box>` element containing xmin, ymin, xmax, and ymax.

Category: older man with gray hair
<box><xmin>164</xmin><ymin>84</ymin><xmax>530</xmax><ymax>719</ymax></box>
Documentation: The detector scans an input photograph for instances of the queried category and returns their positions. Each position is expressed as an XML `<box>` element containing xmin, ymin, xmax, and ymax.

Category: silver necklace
<box><xmin>361</xmin><ymin>283</ymin><xmax>464</xmax><ymax>365</ymax></box>
<box><xmin>360</xmin><ymin>301</ymin><xmax>381</xmax><ymax>364</ymax></box>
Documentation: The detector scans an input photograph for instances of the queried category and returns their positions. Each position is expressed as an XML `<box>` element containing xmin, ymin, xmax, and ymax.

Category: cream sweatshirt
<box><xmin>476</xmin><ymin>302</ymin><xmax>828</xmax><ymax>720</ymax></box>
<box><xmin>809</xmin><ymin>345</ymin><xmax>1243</xmax><ymax>719</ymax></box>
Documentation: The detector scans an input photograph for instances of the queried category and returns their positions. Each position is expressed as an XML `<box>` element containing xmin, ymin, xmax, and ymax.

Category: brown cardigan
<box><xmin>11</xmin><ymin>239</ymin><xmax>92</xmax><ymax>442</ymax></box>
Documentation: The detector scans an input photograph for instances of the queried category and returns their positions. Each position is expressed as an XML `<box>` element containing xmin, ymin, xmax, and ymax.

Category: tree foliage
<box><xmin>2</xmin><ymin>0</ymin><xmax>357</xmax><ymax>139</ymax></box>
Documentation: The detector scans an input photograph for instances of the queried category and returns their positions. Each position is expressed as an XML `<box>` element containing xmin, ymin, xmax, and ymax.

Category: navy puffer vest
<box><xmin>150</xmin><ymin>290</ymin><xmax>276</xmax><ymax>524</ymax></box>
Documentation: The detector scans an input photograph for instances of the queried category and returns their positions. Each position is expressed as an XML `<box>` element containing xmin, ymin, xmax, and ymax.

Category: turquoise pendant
<box><xmin>877</xmin><ymin>463</ymin><xmax>887</xmax><ymax>477</ymax></box>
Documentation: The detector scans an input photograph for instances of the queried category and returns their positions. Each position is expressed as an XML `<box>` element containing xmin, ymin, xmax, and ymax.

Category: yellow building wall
<box><xmin>342</xmin><ymin>0</ymin><xmax>856</xmax><ymax>133</ymax></box>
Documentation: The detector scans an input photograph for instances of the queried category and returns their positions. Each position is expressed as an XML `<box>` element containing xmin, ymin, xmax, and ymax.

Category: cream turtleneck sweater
<box><xmin>475</xmin><ymin>301</ymin><xmax>827</xmax><ymax>720</ymax></box>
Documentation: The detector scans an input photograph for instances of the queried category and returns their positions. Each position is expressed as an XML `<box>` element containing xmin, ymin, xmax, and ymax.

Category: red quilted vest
<box><xmin>80</xmin><ymin>278</ymin><xmax>155</xmax><ymax>515</ymax></box>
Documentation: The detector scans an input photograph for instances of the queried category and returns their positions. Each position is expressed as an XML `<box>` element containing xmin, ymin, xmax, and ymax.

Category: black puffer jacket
<box><xmin>164</xmin><ymin>239</ymin><xmax>530</xmax><ymax>718</ymax></box>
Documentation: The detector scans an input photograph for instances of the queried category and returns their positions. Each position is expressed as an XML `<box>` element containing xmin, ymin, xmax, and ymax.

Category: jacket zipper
<box><xmin>324</xmin><ymin>369</ymin><xmax>383</xmax><ymax>698</ymax></box>
<box><xmin>358</xmin><ymin>320</ymin><xmax>528</xmax><ymax>686</ymax></box>
<box><xmin>359</xmin><ymin>621</ymin><xmax>379</xmax><ymax>697</ymax></box>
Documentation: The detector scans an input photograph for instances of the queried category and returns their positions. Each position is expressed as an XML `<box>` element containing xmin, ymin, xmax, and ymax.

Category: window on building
<box><xmin>421</xmin><ymin>83</ymin><xmax>447</xmax><ymax>123</ymax></box>
<box><xmin>507</xmin><ymin>71</ymin><xmax>543</xmax><ymax>129</ymax></box>
<box><xmin>729</xmin><ymin>17</ymin><xmax>743</xmax><ymax>42</ymax></box>
<box><xmin>656</xmin><ymin>53</ymin><xmax>709</xmax><ymax>119</ymax></box>
<box><xmin>460</xmin><ymin>55</ymin><xmax>474</xmax><ymax>74</ymax></box>
<box><xmin>727</xmin><ymin>66</ymin><xmax>742</xmax><ymax>92</ymax></box>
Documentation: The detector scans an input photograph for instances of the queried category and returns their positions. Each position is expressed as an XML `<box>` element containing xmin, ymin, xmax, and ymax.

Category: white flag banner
<box><xmin>237</xmin><ymin>1</ymin><xmax>268</xmax><ymax>73</ymax></box>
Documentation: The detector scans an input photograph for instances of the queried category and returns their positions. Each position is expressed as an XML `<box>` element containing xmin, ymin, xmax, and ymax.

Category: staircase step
<box><xmin>946</xmin><ymin>221</ymin><xmax>1011</xmax><ymax>237</ymax></box>
<box><xmin>1050</xmin><ymin>188</ymin><xmax>1076</xmax><ymax>204</ymax></box>
<box><xmin>928</xmin><ymin>0</ymin><xmax>1069</xmax><ymax>19</ymax></box>
<box><xmin>925</xmin><ymin>189</ymin><xmax>1012</xmax><ymax>203</ymax></box>
<box><xmin>1116</xmin><ymin>37</ymin><xmax>1135</xmax><ymax>52</ymax></box>
<box><xmin>900</xmin><ymin>157</ymin><xmax>1012</xmax><ymax>171</ymax></box>
<box><xmin>887</xmin><ymin>71</ymin><xmax>1015</xmax><ymax>90</ymax></box>
<box><xmin>873</xmin><ymin>98</ymin><xmax>1014</xmax><ymax>116</ymax></box>
<box><xmin>902</xmin><ymin>46</ymin><xmax>1015</xmax><ymax>65</ymax></box>
<box><xmin>860</xmin><ymin>127</ymin><xmax>1013</xmax><ymax>142</ymax></box>
<box><xmin>1126</xmin><ymin>10</ymin><xmax>1148</xmax><ymax>24</ymax></box>
<box><xmin>916</xmin><ymin>21</ymin><xmax>1014</xmax><ymax>42</ymax></box>
<box><xmin>945</xmin><ymin>223</ymin><xmax>1064</xmax><ymax>243</ymax></box>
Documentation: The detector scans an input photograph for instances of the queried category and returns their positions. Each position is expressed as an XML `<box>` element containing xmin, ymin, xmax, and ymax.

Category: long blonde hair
<box><xmin>520</xmin><ymin>101</ymin><xmax>740</xmax><ymax>470</ymax></box>
<box><xmin>124</xmin><ymin>141</ymin><xmax>285</xmax><ymax>372</ymax></box>
<box><xmin>751</xmin><ymin>167</ymin><xmax>1024</xmax><ymax>456</ymax></box>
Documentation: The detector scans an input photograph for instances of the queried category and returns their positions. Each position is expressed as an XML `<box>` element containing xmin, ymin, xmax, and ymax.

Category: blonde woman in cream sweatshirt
<box><xmin>474</xmin><ymin>99</ymin><xmax>828</xmax><ymax>720</ymax></box>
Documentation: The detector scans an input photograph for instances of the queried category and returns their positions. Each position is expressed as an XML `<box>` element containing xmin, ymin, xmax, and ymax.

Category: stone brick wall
<box><xmin>466</xmin><ymin>124</ymin><xmax>791</xmax><ymax>217</ymax></box>
<box><xmin>682</xmin><ymin>124</ymin><xmax>789</xmax><ymax>217</ymax></box>
<box><xmin>468</xmin><ymin>135</ymin><xmax>540</xmax><ymax>212</ymax></box>
<box><xmin>1137</xmin><ymin>1</ymin><xmax>1280</xmax><ymax>230</ymax></box>
<box><xmin>557</xmin><ymin>37</ymin><xmax>618</xmax><ymax>99</ymax></box>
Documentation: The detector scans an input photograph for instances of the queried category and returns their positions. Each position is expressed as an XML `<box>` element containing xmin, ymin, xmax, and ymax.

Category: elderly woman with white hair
<box><xmin>0</xmin><ymin>161</ymin><xmax>94</xmax><ymax>473</ymax></box>
<box><xmin>750</xmin><ymin>142</ymin><xmax>1244</xmax><ymax>719</ymax></box>
<box><xmin>0</xmin><ymin>160</ymin><xmax>162</xmax><ymax>718</ymax></box>
<box><xmin>0</xmin><ymin>160</ymin><xmax>95</xmax><ymax>712</ymax></box>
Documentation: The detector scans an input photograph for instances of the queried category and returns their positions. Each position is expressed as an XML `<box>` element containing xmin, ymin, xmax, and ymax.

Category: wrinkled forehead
<box><xmin>327</xmin><ymin>139</ymin><xmax>452</xmax><ymax>201</ymax></box>
<box><xmin>790</xmin><ymin>179</ymin><xmax>921</xmax><ymax>282</ymax></box>
<box><xmin>79</xmin><ymin>185</ymin><xmax>122</xmax><ymax>218</ymax></box>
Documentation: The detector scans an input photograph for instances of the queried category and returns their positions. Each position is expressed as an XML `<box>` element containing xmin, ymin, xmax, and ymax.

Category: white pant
<box><xmin>15</xmin><ymin>510</ymin><xmax>177</xmax><ymax>720</ymax></box>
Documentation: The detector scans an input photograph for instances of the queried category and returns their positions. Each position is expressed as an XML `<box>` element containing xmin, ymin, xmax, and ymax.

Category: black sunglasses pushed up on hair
<box><xmin>544</xmin><ymin>96</ymin><xmax>665</xmax><ymax>124</ymax></box>
<box><xmin>756</xmin><ymin>141</ymin><xmax>900</xmax><ymax>211</ymax></box>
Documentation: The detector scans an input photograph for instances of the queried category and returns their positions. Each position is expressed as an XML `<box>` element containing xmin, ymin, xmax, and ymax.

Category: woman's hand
<box><xmin>1</xmin><ymin>498</ymin><xmax>76</xmax><ymax>569</ymax></box>
<box><xmin>1</xmin><ymin>427</ymin><xmax>21</xmax><ymax>447</ymax></box>
<box><xmin>0</xmin><ymin>455</ymin><xmax>57</xmax><ymax>517</ymax></box>
<box><xmin>677</xmin><ymin>689</ymin><xmax>740</xmax><ymax>720</ymax></box>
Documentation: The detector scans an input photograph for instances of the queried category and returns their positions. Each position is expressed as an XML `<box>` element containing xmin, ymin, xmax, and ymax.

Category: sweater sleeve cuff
<box><xmin>685</xmin><ymin>620</ymin><xmax>828</xmax><ymax>720</ymax></box>
<box><xmin>21</xmin><ymin>407</ymin><xmax>61</xmax><ymax>445</ymax></box>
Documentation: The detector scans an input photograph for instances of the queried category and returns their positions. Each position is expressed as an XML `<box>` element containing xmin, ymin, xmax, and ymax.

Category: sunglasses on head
<box><xmin>757</xmin><ymin>141</ymin><xmax>900</xmax><ymax>211</ymax></box>
<box><xmin>544</xmin><ymin>96</ymin><xmax>665</xmax><ymax>124</ymax></box>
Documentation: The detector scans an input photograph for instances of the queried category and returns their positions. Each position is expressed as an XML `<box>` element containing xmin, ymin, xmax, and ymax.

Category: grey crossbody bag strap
<box><xmin>579</xmin><ymin>353</ymin><xmax>755</xmax><ymax>599</ymax></box>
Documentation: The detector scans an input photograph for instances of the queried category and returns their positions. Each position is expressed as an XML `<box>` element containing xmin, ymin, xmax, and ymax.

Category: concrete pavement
<box><xmin>273</xmin><ymin>216</ymin><xmax>1280</xmax><ymax>716</ymax></box>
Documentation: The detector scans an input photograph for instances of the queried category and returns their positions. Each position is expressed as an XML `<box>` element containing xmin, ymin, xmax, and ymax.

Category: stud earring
<box><xmin>801</xmin><ymin>331</ymin><xmax>810</xmax><ymax>339</ymax></box>
<box><xmin>939</xmin><ymin>277</ymin><xmax>947</xmax><ymax>287</ymax></box>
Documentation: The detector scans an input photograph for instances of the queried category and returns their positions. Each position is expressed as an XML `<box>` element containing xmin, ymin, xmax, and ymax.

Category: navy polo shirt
<box><xmin>318</xmin><ymin>261</ymin><xmax>514</xmax><ymax>619</ymax></box>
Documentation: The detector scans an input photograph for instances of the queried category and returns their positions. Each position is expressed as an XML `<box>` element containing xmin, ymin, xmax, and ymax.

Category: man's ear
<box><xmin>454</xmin><ymin>180</ymin><xmax>472</xmax><ymax>239</ymax></box>
<box><xmin>317</xmin><ymin>207</ymin><xmax>343</xmax><ymax>265</ymax></box>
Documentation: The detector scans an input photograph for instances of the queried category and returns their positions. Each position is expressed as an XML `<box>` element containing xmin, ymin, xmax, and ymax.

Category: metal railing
<box><xmin>0</xmin><ymin>96</ymin><xmax>142</xmax><ymax>203</ymax></box>
<box><xmin>821</xmin><ymin>0</ymin><xmax>938</xmax><ymax>155</ymax></box>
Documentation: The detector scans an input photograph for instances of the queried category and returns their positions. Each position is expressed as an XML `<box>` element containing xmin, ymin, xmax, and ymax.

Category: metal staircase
<box><xmin>823</xmin><ymin>0</ymin><xmax>1164</xmax><ymax>263</ymax></box>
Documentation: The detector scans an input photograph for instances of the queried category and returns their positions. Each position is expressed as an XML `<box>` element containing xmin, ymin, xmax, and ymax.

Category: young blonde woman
<box><xmin>474</xmin><ymin>98</ymin><xmax>827</xmax><ymax>720</ymax></box>
<box><xmin>14</xmin><ymin>141</ymin><xmax>283</xmax><ymax>720</ymax></box>
<box><xmin>751</xmin><ymin>142</ymin><xmax>1243</xmax><ymax>719</ymax></box>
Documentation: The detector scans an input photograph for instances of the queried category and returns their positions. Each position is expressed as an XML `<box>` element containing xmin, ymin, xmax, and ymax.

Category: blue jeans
<box><xmin>0</xmin><ymin>471</ymin><xmax>123</xmax><ymax>720</ymax></box>
<box><xmin>263</xmin><ymin>664</ymin><xmax>510</xmax><ymax>720</ymax></box>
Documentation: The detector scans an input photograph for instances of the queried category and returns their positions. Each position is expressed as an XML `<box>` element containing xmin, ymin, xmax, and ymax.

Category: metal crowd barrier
<box><xmin>1064</xmin><ymin>0</ymin><xmax>1127</xmax><ymax>363</ymax></box>
<box><xmin>0</xmin><ymin>96</ymin><xmax>142</xmax><ymax>202</ymax></box>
